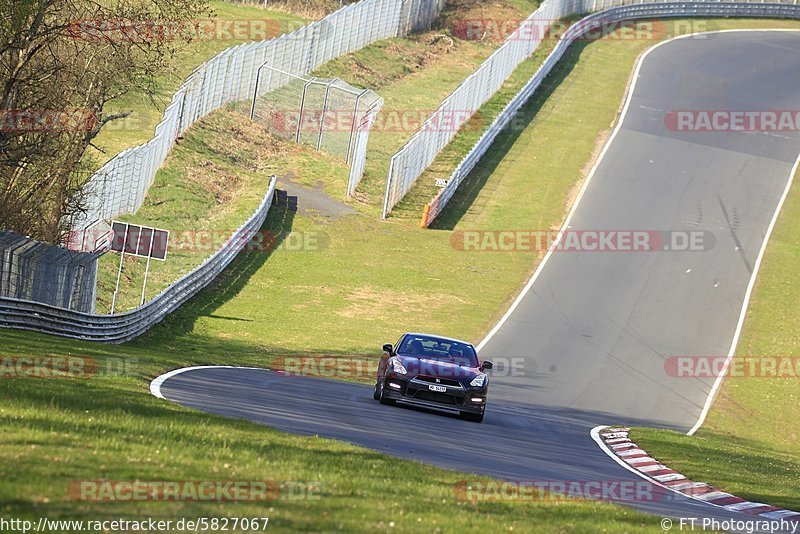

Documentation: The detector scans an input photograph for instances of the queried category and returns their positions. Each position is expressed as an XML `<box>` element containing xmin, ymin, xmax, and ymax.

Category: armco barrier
<box><xmin>7</xmin><ymin>1</ymin><xmax>800</xmax><ymax>341</ymax></box>
<box><xmin>423</xmin><ymin>1</ymin><xmax>800</xmax><ymax>225</ymax></box>
<box><xmin>0</xmin><ymin>178</ymin><xmax>276</xmax><ymax>343</ymax></box>
<box><xmin>1</xmin><ymin>0</ymin><xmax>444</xmax><ymax>342</ymax></box>
<box><xmin>386</xmin><ymin>0</ymin><xmax>800</xmax><ymax>223</ymax></box>
<box><xmin>68</xmin><ymin>0</ymin><xmax>444</xmax><ymax>241</ymax></box>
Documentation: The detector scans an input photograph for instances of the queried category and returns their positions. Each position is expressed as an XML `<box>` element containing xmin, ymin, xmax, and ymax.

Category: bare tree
<box><xmin>0</xmin><ymin>0</ymin><xmax>210</xmax><ymax>243</ymax></box>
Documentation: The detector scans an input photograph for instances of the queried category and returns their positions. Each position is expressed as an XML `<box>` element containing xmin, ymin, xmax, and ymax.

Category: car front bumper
<box><xmin>382</xmin><ymin>374</ymin><xmax>486</xmax><ymax>414</ymax></box>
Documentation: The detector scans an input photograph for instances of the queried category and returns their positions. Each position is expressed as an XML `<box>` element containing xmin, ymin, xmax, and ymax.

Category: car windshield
<box><xmin>397</xmin><ymin>335</ymin><xmax>479</xmax><ymax>367</ymax></box>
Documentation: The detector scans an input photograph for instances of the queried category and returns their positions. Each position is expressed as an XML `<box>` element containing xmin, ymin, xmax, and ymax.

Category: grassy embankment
<box><xmin>3</xmin><ymin>14</ymin><xmax>800</xmax><ymax>531</ymax></box>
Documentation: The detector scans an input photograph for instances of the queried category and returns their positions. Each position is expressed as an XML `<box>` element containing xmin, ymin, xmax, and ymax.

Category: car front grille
<box><xmin>413</xmin><ymin>390</ymin><xmax>458</xmax><ymax>405</ymax></box>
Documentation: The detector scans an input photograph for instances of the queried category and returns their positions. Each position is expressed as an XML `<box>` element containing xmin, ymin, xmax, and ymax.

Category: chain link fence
<box><xmin>0</xmin><ymin>232</ymin><xmax>100</xmax><ymax>313</ymax></box>
<box><xmin>67</xmin><ymin>0</ymin><xmax>444</xmax><ymax>247</ymax></box>
<box><xmin>0</xmin><ymin>178</ymin><xmax>277</xmax><ymax>342</ymax></box>
<box><xmin>383</xmin><ymin>0</ymin><xmax>800</xmax><ymax>220</ymax></box>
<box><xmin>2</xmin><ymin>0</ymin><xmax>442</xmax><ymax>334</ymax></box>
<box><xmin>250</xmin><ymin>68</ymin><xmax>383</xmax><ymax>196</ymax></box>
<box><xmin>8</xmin><ymin>0</ymin><xmax>800</xmax><ymax>341</ymax></box>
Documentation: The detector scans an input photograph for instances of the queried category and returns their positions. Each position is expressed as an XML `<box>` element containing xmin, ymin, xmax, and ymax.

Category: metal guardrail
<box><xmin>68</xmin><ymin>0</ymin><xmax>444</xmax><ymax>242</ymax></box>
<box><xmin>0</xmin><ymin>0</ymin><xmax>444</xmax><ymax>343</ymax></box>
<box><xmin>386</xmin><ymin>0</ymin><xmax>800</xmax><ymax>223</ymax></box>
<box><xmin>0</xmin><ymin>178</ymin><xmax>277</xmax><ymax>343</ymax></box>
<box><xmin>424</xmin><ymin>1</ymin><xmax>800</xmax><ymax>226</ymax></box>
<box><xmin>5</xmin><ymin>0</ymin><xmax>799</xmax><ymax>342</ymax></box>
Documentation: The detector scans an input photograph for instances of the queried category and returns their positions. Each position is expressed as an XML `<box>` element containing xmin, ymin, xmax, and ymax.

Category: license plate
<box><xmin>428</xmin><ymin>385</ymin><xmax>446</xmax><ymax>393</ymax></box>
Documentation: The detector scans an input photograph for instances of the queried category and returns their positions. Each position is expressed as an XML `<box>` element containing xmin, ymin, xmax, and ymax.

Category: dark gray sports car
<box><xmin>373</xmin><ymin>333</ymin><xmax>493</xmax><ymax>422</ymax></box>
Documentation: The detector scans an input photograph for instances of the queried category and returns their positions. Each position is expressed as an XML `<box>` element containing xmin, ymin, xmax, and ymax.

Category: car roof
<box><xmin>403</xmin><ymin>332</ymin><xmax>474</xmax><ymax>347</ymax></box>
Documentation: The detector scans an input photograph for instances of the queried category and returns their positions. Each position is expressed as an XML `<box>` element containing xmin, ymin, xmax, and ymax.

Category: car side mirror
<box><xmin>382</xmin><ymin>343</ymin><xmax>394</xmax><ymax>355</ymax></box>
<box><xmin>480</xmin><ymin>360</ymin><xmax>493</xmax><ymax>371</ymax></box>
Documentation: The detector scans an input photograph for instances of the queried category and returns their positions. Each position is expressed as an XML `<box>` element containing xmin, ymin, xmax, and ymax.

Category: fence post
<box><xmin>347</xmin><ymin>90</ymin><xmax>368</xmax><ymax>165</ymax></box>
<box><xmin>420</xmin><ymin>204</ymin><xmax>430</xmax><ymax>227</ymax></box>
<box><xmin>383</xmin><ymin>154</ymin><xmax>397</xmax><ymax>219</ymax></box>
<box><xmin>316</xmin><ymin>79</ymin><xmax>339</xmax><ymax>151</ymax></box>
<box><xmin>250</xmin><ymin>62</ymin><xmax>266</xmax><ymax>120</ymax></box>
<box><xmin>297</xmin><ymin>77</ymin><xmax>317</xmax><ymax>143</ymax></box>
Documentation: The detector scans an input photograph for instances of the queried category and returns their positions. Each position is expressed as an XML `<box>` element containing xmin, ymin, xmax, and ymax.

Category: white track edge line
<box><xmin>149</xmin><ymin>365</ymin><xmax>267</xmax><ymax>399</ymax></box>
<box><xmin>477</xmin><ymin>30</ymin><xmax>702</xmax><ymax>352</ymax></box>
<box><xmin>688</xmin><ymin>149</ymin><xmax>800</xmax><ymax>435</ymax></box>
<box><xmin>472</xmin><ymin>28</ymin><xmax>800</xmax><ymax>437</ymax></box>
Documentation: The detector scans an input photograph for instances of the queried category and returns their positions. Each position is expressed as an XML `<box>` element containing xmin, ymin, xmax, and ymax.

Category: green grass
<box><xmin>0</xmin><ymin>364</ymin><xmax>659</xmax><ymax>532</ymax></box>
<box><xmin>632</xmin><ymin>427</ymin><xmax>800</xmax><ymax>512</ymax></box>
<box><xmin>99</xmin><ymin>1</ymin><xmax>537</xmax><ymax>311</ymax></box>
<box><xmin>310</xmin><ymin>34</ymin><xmax>502</xmax><ymax>209</ymax></box>
<box><xmin>95</xmin><ymin>108</ymin><xmax>349</xmax><ymax>313</ymax></box>
<box><xmin>90</xmin><ymin>1</ymin><xmax>307</xmax><ymax>161</ymax></box>
<box><xmin>3</xmin><ymin>16</ymin><xmax>800</xmax><ymax>531</ymax></box>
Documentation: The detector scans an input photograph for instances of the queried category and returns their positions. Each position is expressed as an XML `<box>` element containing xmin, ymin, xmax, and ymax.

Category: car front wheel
<box><xmin>378</xmin><ymin>379</ymin><xmax>395</xmax><ymax>405</ymax></box>
<box><xmin>373</xmin><ymin>379</ymin><xmax>381</xmax><ymax>400</ymax></box>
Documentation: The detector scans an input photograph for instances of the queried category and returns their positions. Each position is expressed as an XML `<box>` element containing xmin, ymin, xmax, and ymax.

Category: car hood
<box><xmin>395</xmin><ymin>355</ymin><xmax>482</xmax><ymax>381</ymax></box>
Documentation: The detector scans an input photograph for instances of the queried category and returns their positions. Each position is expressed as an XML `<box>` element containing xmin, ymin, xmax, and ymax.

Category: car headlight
<box><xmin>470</xmin><ymin>374</ymin><xmax>487</xmax><ymax>387</ymax></box>
<box><xmin>390</xmin><ymin>358</ymin><xmax>407</xmax><ymax>375</ymax></box>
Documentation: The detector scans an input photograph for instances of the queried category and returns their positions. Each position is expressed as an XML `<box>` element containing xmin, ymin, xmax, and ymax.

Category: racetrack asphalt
<box><xmin>484</xmin><ymin>29</ymin><xmax>800</xmax><ymax>428</ymax></box>
<box><xmin>157</xmin><ymin>31</ymin><xmax>800</xmax><ymax>529</ymax></box>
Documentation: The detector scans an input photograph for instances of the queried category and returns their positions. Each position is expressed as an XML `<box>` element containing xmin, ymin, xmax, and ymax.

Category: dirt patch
<box><xmin>403</xmin><ymin>32</ymin><xmax>456</xmax><ymax>70</ymax></box>
<box><xmin>183</xmin><ymin>159</ymin><xmax>241</xmax><ymax>205</ymax></box>
<box><xmin>266</xmin><ymin>0</ymin><xmax>358</xmax><ymax>19</ymax></box>
<box><xmin>335</xmin><ymin>286</ymin><xmax>466</xmax><ymax>319</ymax></box>
<box><xmin>440</xmin><ymin>0</ymin><xmax>533</xmax><ymax>44</ymax></box>
<box><xmin>201</xmin><ymin>110</ymin><xmax>286</xmax><ymax>173</ymax></box>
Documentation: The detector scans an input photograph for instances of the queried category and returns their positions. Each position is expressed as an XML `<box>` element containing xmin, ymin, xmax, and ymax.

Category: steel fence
<box><xmin>6</xmin><ymin>0</ymin><xmax>800</xmax><ymax>341</ymax></box>
<box><xmin>0</xmin><ymin>177</ymin><xmax>277</xmax><ymax>343</ymax></box>
<box><xmin>68</xmin><ymin>0</ymin><xmax>444</xmax><ymax>243</ymax></box>
<box><xmin>347</xmin><ymin>103</ymin><xmax>382</xmax><ymax>196</ymax></box>
<box><xmin>0</xmin><ymin>232</ymin><xmax>100</xmax><ymax>313</ymax></box>
<box><xmin>250</xmin><ymin>68</ymin><xmax>383</xmax><ymax>197</ymax></box>
<box><xmin>385</xmin><ymin>0</ymin><xmax>800</xmax><ymax>221</ymax></box>
<box><xmin>400</xmin><ymin>0</ymin><xmax>447</xmax><ymax>34</ymax></box>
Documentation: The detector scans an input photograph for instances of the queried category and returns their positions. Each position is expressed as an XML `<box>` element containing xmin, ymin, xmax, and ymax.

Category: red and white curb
<box><xmin>591</xmin><ymin>426</ymin><xmax>800</xmax><ymax>522</ymax></box>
